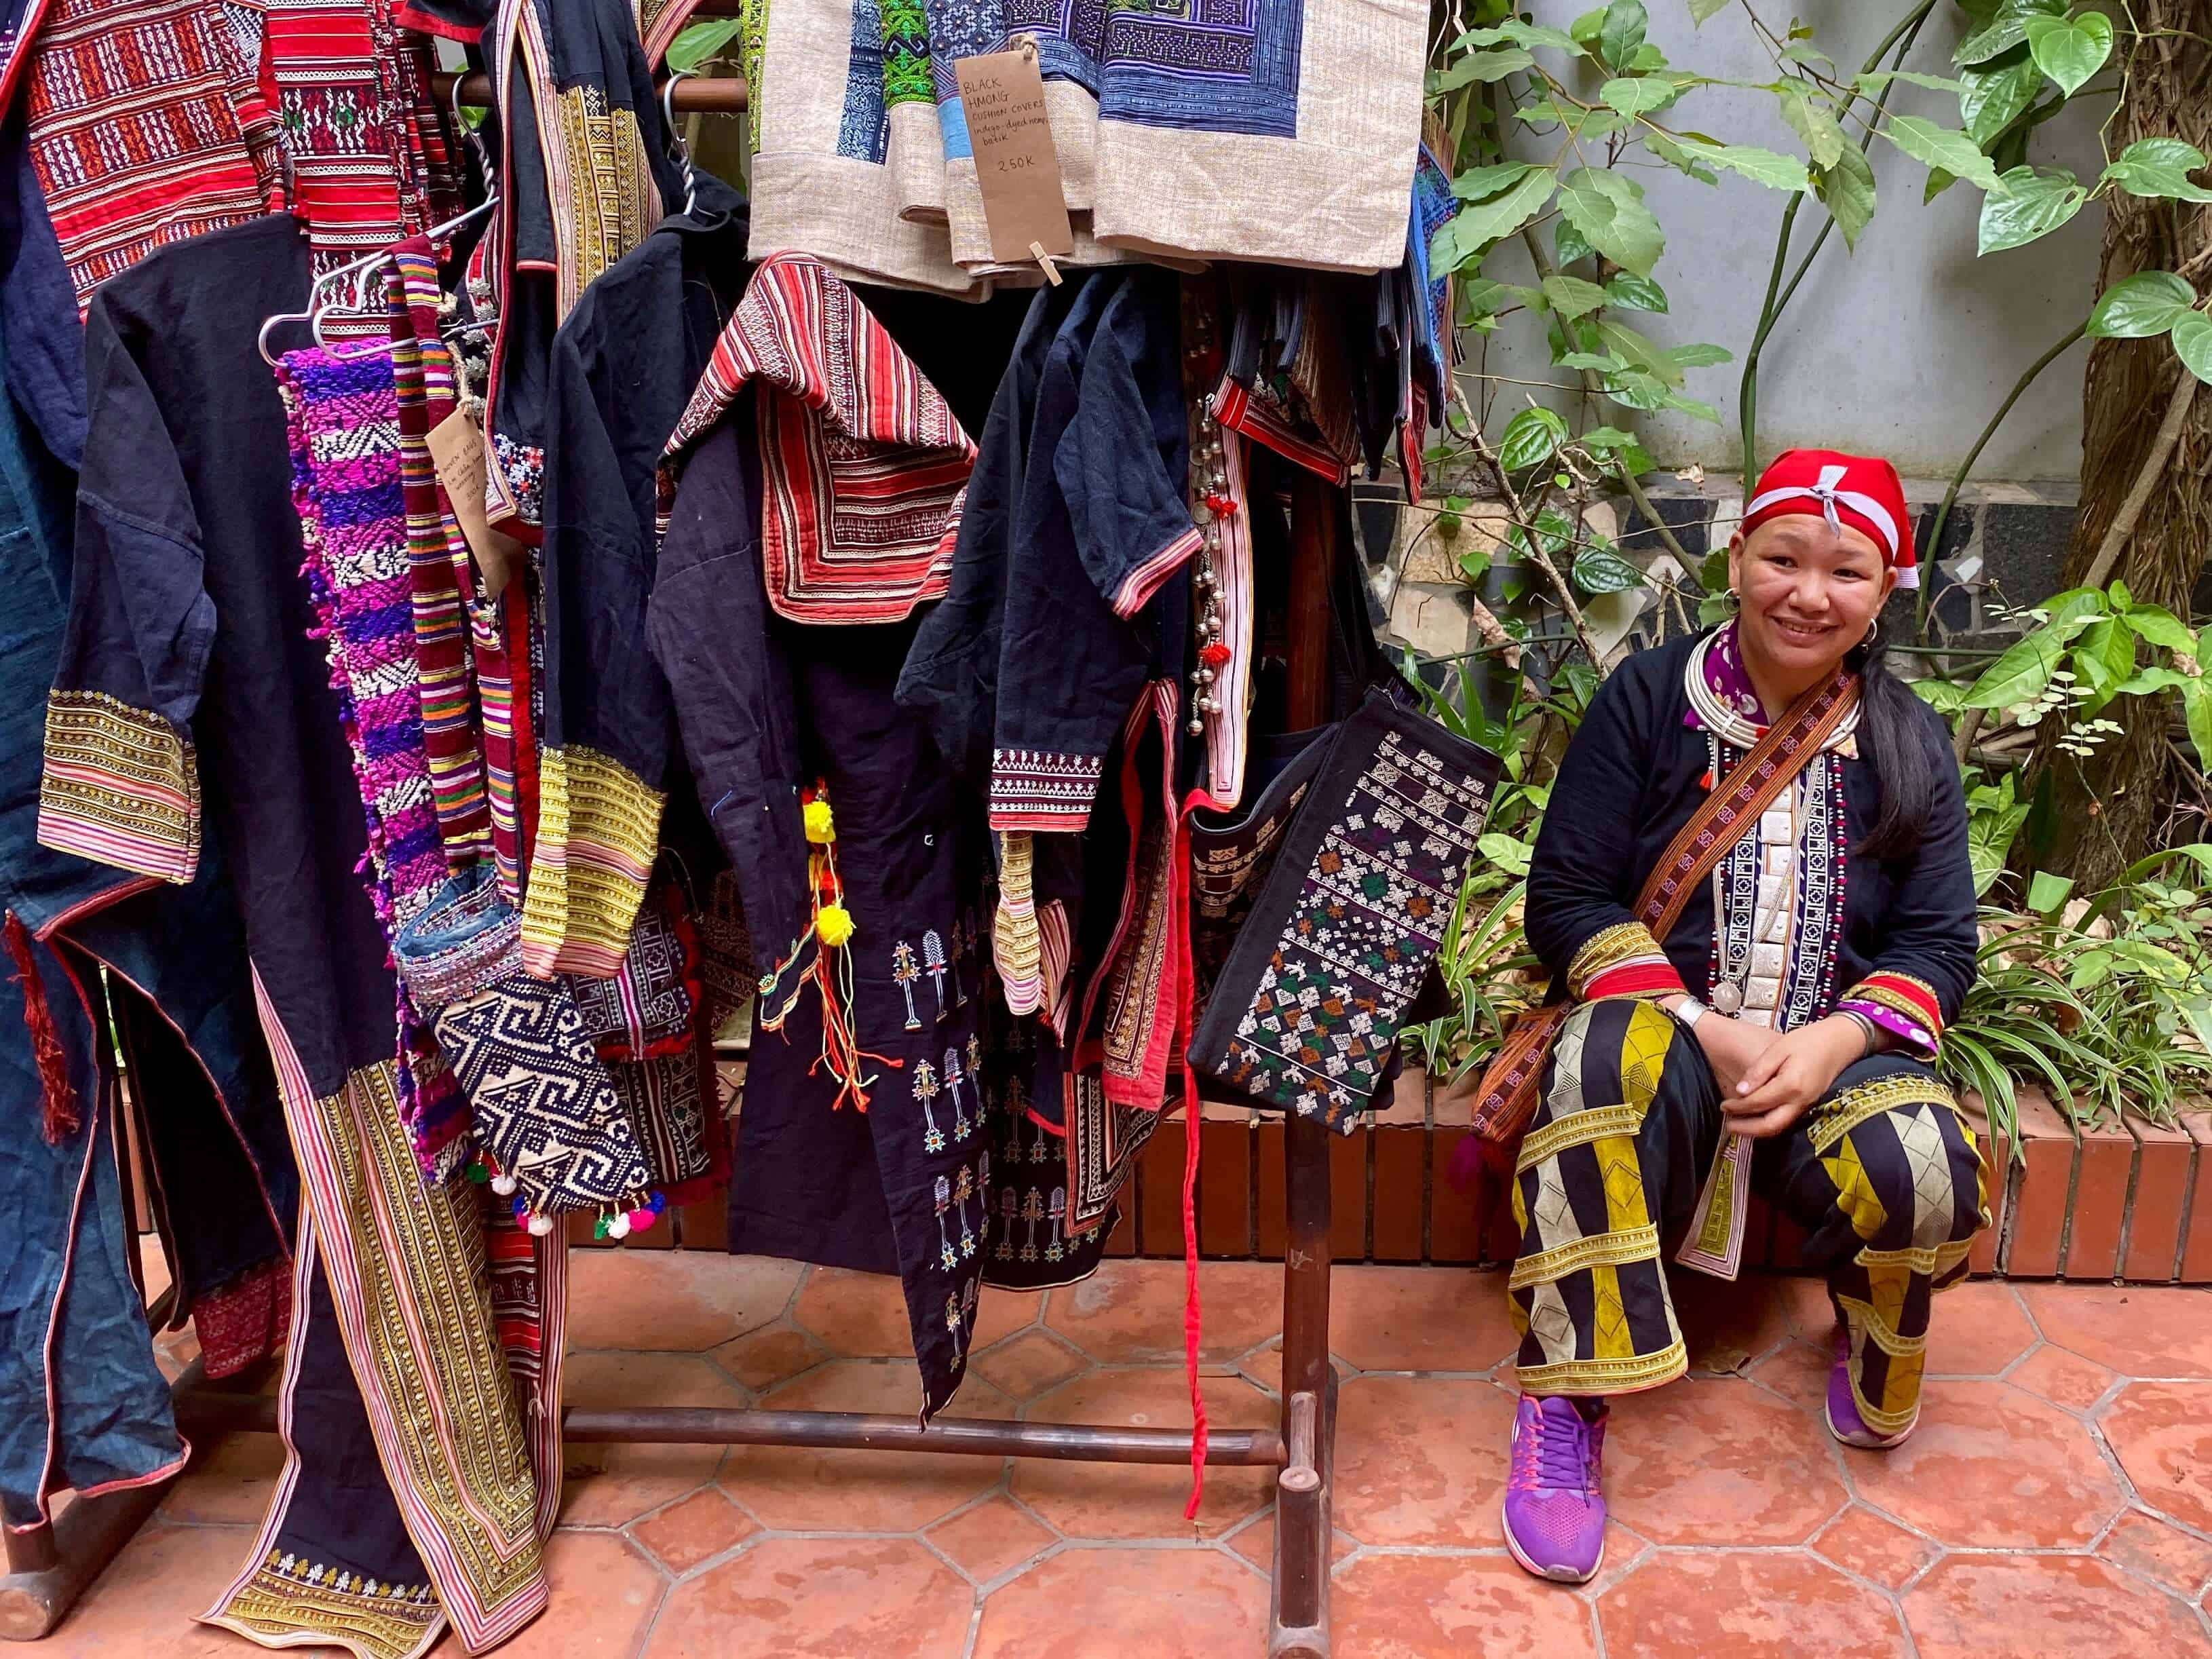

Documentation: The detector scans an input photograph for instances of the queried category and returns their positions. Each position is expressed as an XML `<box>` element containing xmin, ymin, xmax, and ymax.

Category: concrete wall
<box><xmin>1468</xmin><ymin>1</ymin><xmax>2111</xmax><ymax>480</ymax></box>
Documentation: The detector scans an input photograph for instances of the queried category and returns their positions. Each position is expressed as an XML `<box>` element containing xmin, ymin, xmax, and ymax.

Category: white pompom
<box><xmin>607</xmin><ymin>1213</ymin><xmax>632</xmax><ymax>1240</ymax></box>
<box><xmin>491</xmin><ymin>1174</ymin><xmax>518</xmax><ymax>1196</ymax></box>
<box><xmin>526</xmin><ymin>1212</ymin><xmax>556</xmax><ymax>1237</ymax></box>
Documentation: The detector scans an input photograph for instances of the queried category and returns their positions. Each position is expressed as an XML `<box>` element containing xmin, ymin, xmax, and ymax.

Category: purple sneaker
<box><xmin>1502</xmin><ymin>1394</ymin><xmax>1607</xmax><ymax>1584</ymax></box>
<box><xmin>1826</xmin><ymin>1324</ymin><xmax>1914</xmax><ymax>1449</ymax></box>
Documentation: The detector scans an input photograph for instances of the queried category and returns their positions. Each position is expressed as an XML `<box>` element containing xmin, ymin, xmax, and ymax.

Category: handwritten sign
<box><xmin>425</xmin><ymin>408</ymin><xmax>522</xmax><ymax>598</ymax></box>
<box><xmin>953</xmin><ymin>42</ymin><xmax>1074</xmax><ymax>268</ymax></box>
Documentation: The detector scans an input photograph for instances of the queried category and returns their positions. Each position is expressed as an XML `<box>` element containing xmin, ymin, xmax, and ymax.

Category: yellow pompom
<box><xmin>803</xmin><ymin>799</ymin><xmax>836</xmax><ymax>844</ymax></box>
<box><xmin>815</xmin><ymin>903</ymin><xmax>856</xmax><ymax>947</ymax></box>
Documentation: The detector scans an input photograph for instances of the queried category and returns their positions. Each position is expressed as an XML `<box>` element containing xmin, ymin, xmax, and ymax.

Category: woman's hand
<box><xmin>1687</xmin><ymin>1010</ymin><xmax>1782</xmax><ymax>1097</ymax></box>
<box><xmin>1720</xmin><ymin>1015</ymin><xmax>1866</xmax><ymax>1139</ymax></box>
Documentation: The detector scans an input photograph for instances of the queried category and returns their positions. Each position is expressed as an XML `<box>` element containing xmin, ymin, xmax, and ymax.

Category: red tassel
<box><xmin>4</xmin><ymin>913</ymin><xmax>79</xmax><ymax>1146</ymax></box>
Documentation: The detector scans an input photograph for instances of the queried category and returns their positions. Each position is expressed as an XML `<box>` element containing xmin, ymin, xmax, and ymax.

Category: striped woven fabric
<box><xmin>278</xmin><ymin>344</ymin><xmax>474</xmax><ymax>1177</ymax></box>
<box><xmin>662</xmin><ymin>252</ymin><xmax>976</xmax><ymax>626</ymax></box>
<box><xmin>24</xmin><ymin>0</ymin><xmax>276</xmax><ymax>315</ymax></box>
<box><xmin>385</xmin><ymin>240</ymin><xmax>495</xmax><ymax>869</ymax></box>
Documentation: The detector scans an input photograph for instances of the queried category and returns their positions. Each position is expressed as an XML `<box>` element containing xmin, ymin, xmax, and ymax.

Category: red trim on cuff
<box><xmin>1856</xmin><ymin>972</ymin><xmax>1943</xmax><ymax>1035</ymax></box>
<box><xmin>1111</xmin><ymin>526</ymin><xmax>1203</xmax><ymax>619</ymax></box>
<box><xmin>1583</xmin><ymin>961</ymin><xmax>1688</xmax><ymax>1002</ymax></box>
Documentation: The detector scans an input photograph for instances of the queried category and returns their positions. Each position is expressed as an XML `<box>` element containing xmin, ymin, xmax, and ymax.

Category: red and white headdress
<box><xmin>1742</xmin><ymin>449</ymin><xmax>1916</xmax><ymax>589</ymax></box>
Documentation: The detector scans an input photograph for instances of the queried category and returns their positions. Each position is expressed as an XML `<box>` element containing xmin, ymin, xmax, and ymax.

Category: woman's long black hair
<box><xmin>1846</xmin><ymin>618</ymin><xmax>1939</xmax><ymax>860</ymax></box>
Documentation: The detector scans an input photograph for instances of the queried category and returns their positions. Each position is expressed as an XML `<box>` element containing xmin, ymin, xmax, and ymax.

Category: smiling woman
<box><xmin>1490</xmin><ymin>449</ymin><xmax>1987</xmax><ymax>1588</ymax></box>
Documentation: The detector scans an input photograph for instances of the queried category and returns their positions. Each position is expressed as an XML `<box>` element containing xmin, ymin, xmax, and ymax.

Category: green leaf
<box><xmin>1600</xmin><ymin>74</ymin><xmax>1689</xmax><ymax>118</ymax></box>
<box><xmin>2101</xmin><ymin>138</ymin><xmax>2212</xmax><ymax>204</ymax></box>
<box><xmin>1555</xmin><ymin>351</ymin><xmax>1628</xmax><ymax>373</ymax></box>
<box><xmin>1979</xmin><ymin>165</ymin><xmax>2086</xmax><ymax>254</ymax></box>
<box><xmin>1455</xmin><ymin>20</ymin><xmax>1582</xmax><ymax>52</ymax></box>
<box><xmin>1538</xmin><ymin>273</ymin><xmax>1611</xmax><ymax>320</ymax></box>
<box><xmin>2126</xmin><ymin>605</ymin><xmax>2198</xmax><ymax>656</ymax></box>
<box><xmin>2023</xmin><ymin>11</ymin><xmax>2112</xmax><ymax>97</ymax></box>
<box><xmin>1555</xmin><ymin>167</ymin><xmax>1666</xmax><ymax>275</ymax></box>
<box><xmin>1689</xmin><ymin>0</ymin><xmax>1730</xmax><ymax>22</ymax></box>
<box><xmin>2085</xmin><ymin>270</ymin><xmax>2197</xmax><ymax>339</ymax></box>
<box><xmin>1432</xmin><ymin>45</ymin><xmax>1534</xmax><ymax>90</ymax></box>
<box><xmin>1456</xmin><ymin>278</ymin><xmax>1514</xmax><ymax>319</ymax></box>
<box><xmin>1643</xmin><ymin>131</ymin><xmax>1722</xmax><ymax>184</ymax></box>
<box><xmin>1477</xmin><ymin>833</ymin><xmax>1533</xmax><ymax>876</ymax></box>
<box><xmin>1603</xmin><ymin>271</ymin><xmax>1668</xmax><ymax>312</ymax></box>
<box><xmin>1664</xmin><ymin>341</ymin><xmax>1734</xmax><ymax>368</ymax></box>
<box><xmin>1671</xmin><ymin>138</ymin><xmax>1810</xmax><ymax>191</ymax></box>
<box><xmin>1776</xmin><ymin>83</ymin><xmax>1848</xmax><ymax>170</ymax></box>
<box><xmin>1953</xmin><ymin>0</ymin><xmax>2065</xmax><ymax>66</ymax></box>
<box><xmin>2175</xmin><ymin>311</ymin><xmax>2212</xmax><ymax>387</ymax></box>
<box><xmin>1856</xmin><ymin>69</ymin><xmax>1968</xmax><ymax>94</ymax></box>
<box><xmin>2027</xmin><ymin>871</ymin><xmax>2076</xmax><ymax>916</ymax></box>
<box><xmin>1451</xmin><ymin>160</ymin><xmax>1540</xmax><ymax>202</ymax></box>
<box><xmin>1698</xmin><ymin>592</ymin><xmax>1737</xmax><ymax>626</ymax></box>
<box><xmin>1912</xmin><ymin>677</ymin><xmax>1970</xmax><ymax>713</ymax></box>
<box><xmin>1429</xmin><ymin>168</ymin><xmax>1557</xmax><ymax>274</ymax></box>
<box><xmin>1571</xmin><ymin>545</ymin><xmax>1646</xmax><ymax>594</ymax></box>
<box><xmin>1602</xmin><ymin>370</ymin><xmax>1669</xmax><ymax>411</ymax></box>
<box><xmin>1813</xmin><ymin>145</ymin><xmax>1878</xmax><ymax>248</ymax></box>
<box><xmin>1598</xmin><ymin>0</ymin><xmax>1647</xmax><ymax>70</ymax></box>
<box><xmin>1885</xmin><ymin>115</ymin><xmax>2006</xmax><ymax>193</ymax></box>
<box><xmin>1595</xmin><ymin>318</ymin><xmax>1683</xmax><ymax>384</ymax></box>
<box><xmin>2185</xmin><ymin>680</ymin><xmax>2212</xmax><ymax>765</ymax></box>
<box><xmin>1662</xmin><ymin>391</ymin><xmax>1721</xmax><ymax>423</ymax></box>
<box><xmin>1963</xmin><ymin>596</ymin><xmax>2103</xmax><ymax>709</ymax></box>
<box><xmin>2073</xmin><ymin>615</ymin><xmax>2139</xmax><ymax>707</ymax></box>
<box><xmin>1555</xmin><ymin>217</ymin><xmax>1597</xmax><ymax>267</ymax></box>
<box><xmin>1498</xmin><ymin>406</ymin><xmax>1570</xmax><ymax>472</ymax></box>
<box><xmin>1959</xmin><ymin>57</ymin><xmax>2042</xmax><ymax>148</ymax></box>
<box><xmin>665</xmin><ymin>16</ymin><xmax>741</xmax><ymax>71</ymax></box>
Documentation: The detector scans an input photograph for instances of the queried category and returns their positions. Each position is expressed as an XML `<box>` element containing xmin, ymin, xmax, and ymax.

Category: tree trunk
<box><xmin>2025</xmin><ymin>1</ymin><xmax>2212</xmax><ymax>892</ymax></box>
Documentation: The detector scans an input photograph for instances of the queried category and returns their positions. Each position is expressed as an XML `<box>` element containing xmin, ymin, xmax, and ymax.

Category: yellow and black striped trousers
<box><xmin>1508</xmin><ymin>999</ymin><xmax>1987</xmax><ymax>1434</ymax></box>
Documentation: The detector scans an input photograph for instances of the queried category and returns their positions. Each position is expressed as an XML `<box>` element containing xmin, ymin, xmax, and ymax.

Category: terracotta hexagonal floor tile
<box><xmin>1219</xmin><ymin>1510</ymin><xmax>1357</xmax><ymax>1575</ymax></box>
<box><xmin>562</xmin><ymin>1352</ymin><xmax>745</xmax><ymax>1527</ymax></box>
<box><xmin>2020</xmin><ymin>1284</ymin><xmax>2212</xmax><ymax>1378</ymax></box>
<box><xmin>923</xmin><ymin>1494</ymin><xmax>1058</xmax><ymax>1584</ymax></box>
<box><xmin>1327</xmin><ymin>1265</ymin><xmax>1519</xmax><ymax>1373</ymax></box>
<box><xmin>719</xmin><ymin>1360</ymin><xmax>1010</xmax><ymax>1531</ymax></box>
<box><xmin>1330</xmin><ymin>1552</ymin><xmax>1600</xmax><ymax>1658</ymax></box>
<box><xmin>2100</xmin><ymin>1508</ymin><xmax>2212</xmax><ymax>1602</ymax></box>
<box><xmin>1811</xmin><ymin>1504</ymin><xmax>1939</xmax><ymax>1591</ymax></box>
<box><xmin>45</xmin><ymin>1523</ymin><xmax>255</xmax><ymax>1656</ymax></box>
<box><xmin>1605</xmin><ymin>1377</ymin><xmax>1850</xmax><ymax>1546</ymax></box>
<box><xmin>971</xmin><ymin>1546</ymin><xmax>1265</xmax><ymax>1658</ymax></box>
<box><xmin>709</xmin><ymin>1322</ymin><xmax>826</xmax><ymax>1392</ymax></box>
<box><xmin>1904</xmin><ymin>1555</ymin><xmax>2208</xmax><ymax>1658</ymax></box>
<box><xmin>1749</xmin><ymin>1333</ymin><xmax>1831</xmax><ymax>1415</ymax></box>
<box><xmin>2009</xmin><ymin>1341</ymin><xmax>2120</xmax><ymax>1412</ymax></box>
<box><xmin>969</xmin><ymin>1329</ymin><xmax>1088</xmax><ymax>1400</ymax></box>
<box><xmin>1044</xmin><ymin>1260</ymin><xmax>1282</xmax><ymax>1364</ymax></box>
<box><xmin>1599</xmin><ymin>1551</ymin><xmax>1910</xmax><ymax>1659</ymax></box>
<box><xmin>568</xmin><ymin>1250</ymin><xmax>801</xmax><ymax>1353</ymax></box>
<box><xmin>1013</xmin><ymin>1368</ymin><xmax>1275</xmax><ymax>1538</ymax></box>
<box><xmin>790</xmin><ymin>1267</ymin><xmax>917</xmax><ymax>1358</ymax></box>
<box><xmin>2102</xmin><ymin>1381</ymin><xmax>2212</xmax><ymax>1533</ymax></box>
<box><xmin>160</xmin><ymin>1430</ymin><xmax>286</xmax><ymax>1525</ymax></box>
<box><xmin>1331</xmin><ymin>1374</ymin><xmax>1518</xmax><ymax>1546</ymax></box>
<box><xmin>482</xmin><ymin>1531</ymin><xmax>666</xmax><ymax>1659</ymax></box>
<box><xmin>1922</xmin><ymin>1282</ymin><xmax>2036</xmax><ymax>1375</ymax></box>
<box><xmin>630</xmin><ymin>1487</ymin><xmax>760</xmax><ymax>1576</ymax></box>
<box><xmin>1846</xmin><ymin>1380</ymin><xmax>2125</xmax><ymax>1549</ymax></box>
<box><xmin>972</xmin><ymin>1285</ymin><xmax>1043</xmax><ymax>1350</ymax></box>
<box><xmin>641</xmin><ymin>1537</ymin><xmax>970</xmax><ymax>1659</ymax></box>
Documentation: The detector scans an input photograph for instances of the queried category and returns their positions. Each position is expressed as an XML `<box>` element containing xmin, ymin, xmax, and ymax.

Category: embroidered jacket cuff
<box><xmin>37</xmin><ymin>691</ymin><xmax>202</xmax><ymax>885</ymax></box>
<box><xmin>1567</xmin><ymin>921</ymin><xmax>1686</xmax><ymax>1004</ymax></box>
<box><xmin>1110</xmin><ymin>526</ymin><xmax>1202</xmax><ymax>619</ymax></box>
<box><xmin>519</xmin><ymin>745</ymin><xmax>667</xmax><ymax>980</ymax></box>
<box><xmin>1837</xmin><ymin>972</ymin><xmax>1943</xmax><ymax>1054</ymax></box>
<box><xmin>989</xmin><ymin>749</ymin><xmax>1104</xmax><ymax>833</ymax></box>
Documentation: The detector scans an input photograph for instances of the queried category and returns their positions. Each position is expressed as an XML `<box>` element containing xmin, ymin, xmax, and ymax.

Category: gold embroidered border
<box><xmin>520</xmin><ymin>744</ymin><xmax>666</xmax><ymax>979</ymax></box>
<box><xmin>1508</xmin><ymin>1223</ymin><xmax>1662</xmax><ymax>1291</ymax></box>
<box><xmin>37</xmin><ymin>689</ymin><xmax>202</xmax><ymax>883</ymax></box>
<box><xmin>1516</xmin><ymin>1101</ymin><xmax>1647</xmax><ymax>1175</ymax></box>
<box><xmin>1835</xmin><ymin>1292</ymin><xmax>1929</xmax><ymax>1358</ymax></box>
<box><xmin>1810</xmin><ymin>1072</ymin><xmax>1958</xmax><ymax>1155</ymax></box>
<box><xmin>1516</xmin><ymin>1337</ymin><xmax>1687</xmax><ymax>1397</ymax></box>
<box><xmin>1856</xmin><ymin>1238</ymin><xmax>1977</xmax><ymax>1282</ymax></box>
<box><xmin>551</xmin><ymin>89</ymin><xmax>652</xmax><ymax>317</ymax></box>
<box><xmin>212</xmin><ymin>1557</ymin><xmax>442</xmax><ymax>1659</ymax></box>
<box><xmin>1566</xmin><ymin>922</ymin><xmax>1668</xmax><ymax>1001</ymax></box>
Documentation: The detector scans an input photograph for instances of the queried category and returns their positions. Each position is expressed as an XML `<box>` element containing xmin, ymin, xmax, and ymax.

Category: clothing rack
<box><xmin>0</xmin><ymin>479</ymin><xmax>1350</xmax><ymax>1658</ymax></box>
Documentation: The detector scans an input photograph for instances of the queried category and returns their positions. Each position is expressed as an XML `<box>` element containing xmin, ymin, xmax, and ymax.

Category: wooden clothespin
<box><xmin>1029</xmin><ymin>242</ymin><xmax>1064</xmax><ymax>286</ymax></box>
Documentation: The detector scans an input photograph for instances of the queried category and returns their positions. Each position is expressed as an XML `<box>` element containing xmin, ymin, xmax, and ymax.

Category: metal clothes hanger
<box><xmin>663</xmin><ymin>69</ymin><xmax>698</xmax><ymax>219</ymax></box>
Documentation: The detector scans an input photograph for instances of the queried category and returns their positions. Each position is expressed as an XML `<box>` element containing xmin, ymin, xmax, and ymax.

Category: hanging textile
<box><xmin>38</xmin><ymin>214</ymin><xmax>551</xmax><ymax>1654</ymax></box>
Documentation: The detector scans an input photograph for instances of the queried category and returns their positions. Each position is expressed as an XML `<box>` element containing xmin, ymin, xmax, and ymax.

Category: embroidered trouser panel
<box><xmin>1508</xmin><ymin>999</ymin><xmax>1987</xmax><ymax>1423</ymax></box>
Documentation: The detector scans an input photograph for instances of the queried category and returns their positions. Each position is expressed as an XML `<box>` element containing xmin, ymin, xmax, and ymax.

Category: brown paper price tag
<box><xmin>425</xmin><ymin>408</ymin><xmax>523</xmax><ymax>599</ymax></box>
<box><xmin>953</xmin><ymin>43</ymin><xmax>1074</xmax><ymax>271</ymax></box>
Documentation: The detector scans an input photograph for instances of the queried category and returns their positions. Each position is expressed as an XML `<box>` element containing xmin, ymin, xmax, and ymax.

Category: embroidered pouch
<box><xmin>568</xmin><ymin>896</ymin><xmax>698</xmax><ymax>1061</ymax></box>
<box><xmin>1187</xmin><ymin>690</ymin><xmax>1500</xmax><ymax>1133</ymax></box>
<box><xmin>607</xmin><ymin>1049</ymin><xmax>715</xmax><ymax>1192</ymax></box>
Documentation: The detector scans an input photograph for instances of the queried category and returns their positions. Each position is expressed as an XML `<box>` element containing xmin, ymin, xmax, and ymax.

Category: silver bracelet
<box><xmin>1839</xmin><ymin>1009</ymin><xmax>1880</xmax><ymax>1057</ymax></box>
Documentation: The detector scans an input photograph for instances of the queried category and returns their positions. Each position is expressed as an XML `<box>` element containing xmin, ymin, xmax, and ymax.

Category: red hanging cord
<box><xmin>5</xmin><ymin>912</ymin><xmax>79</xmax><ymax>1145</ymax></box>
